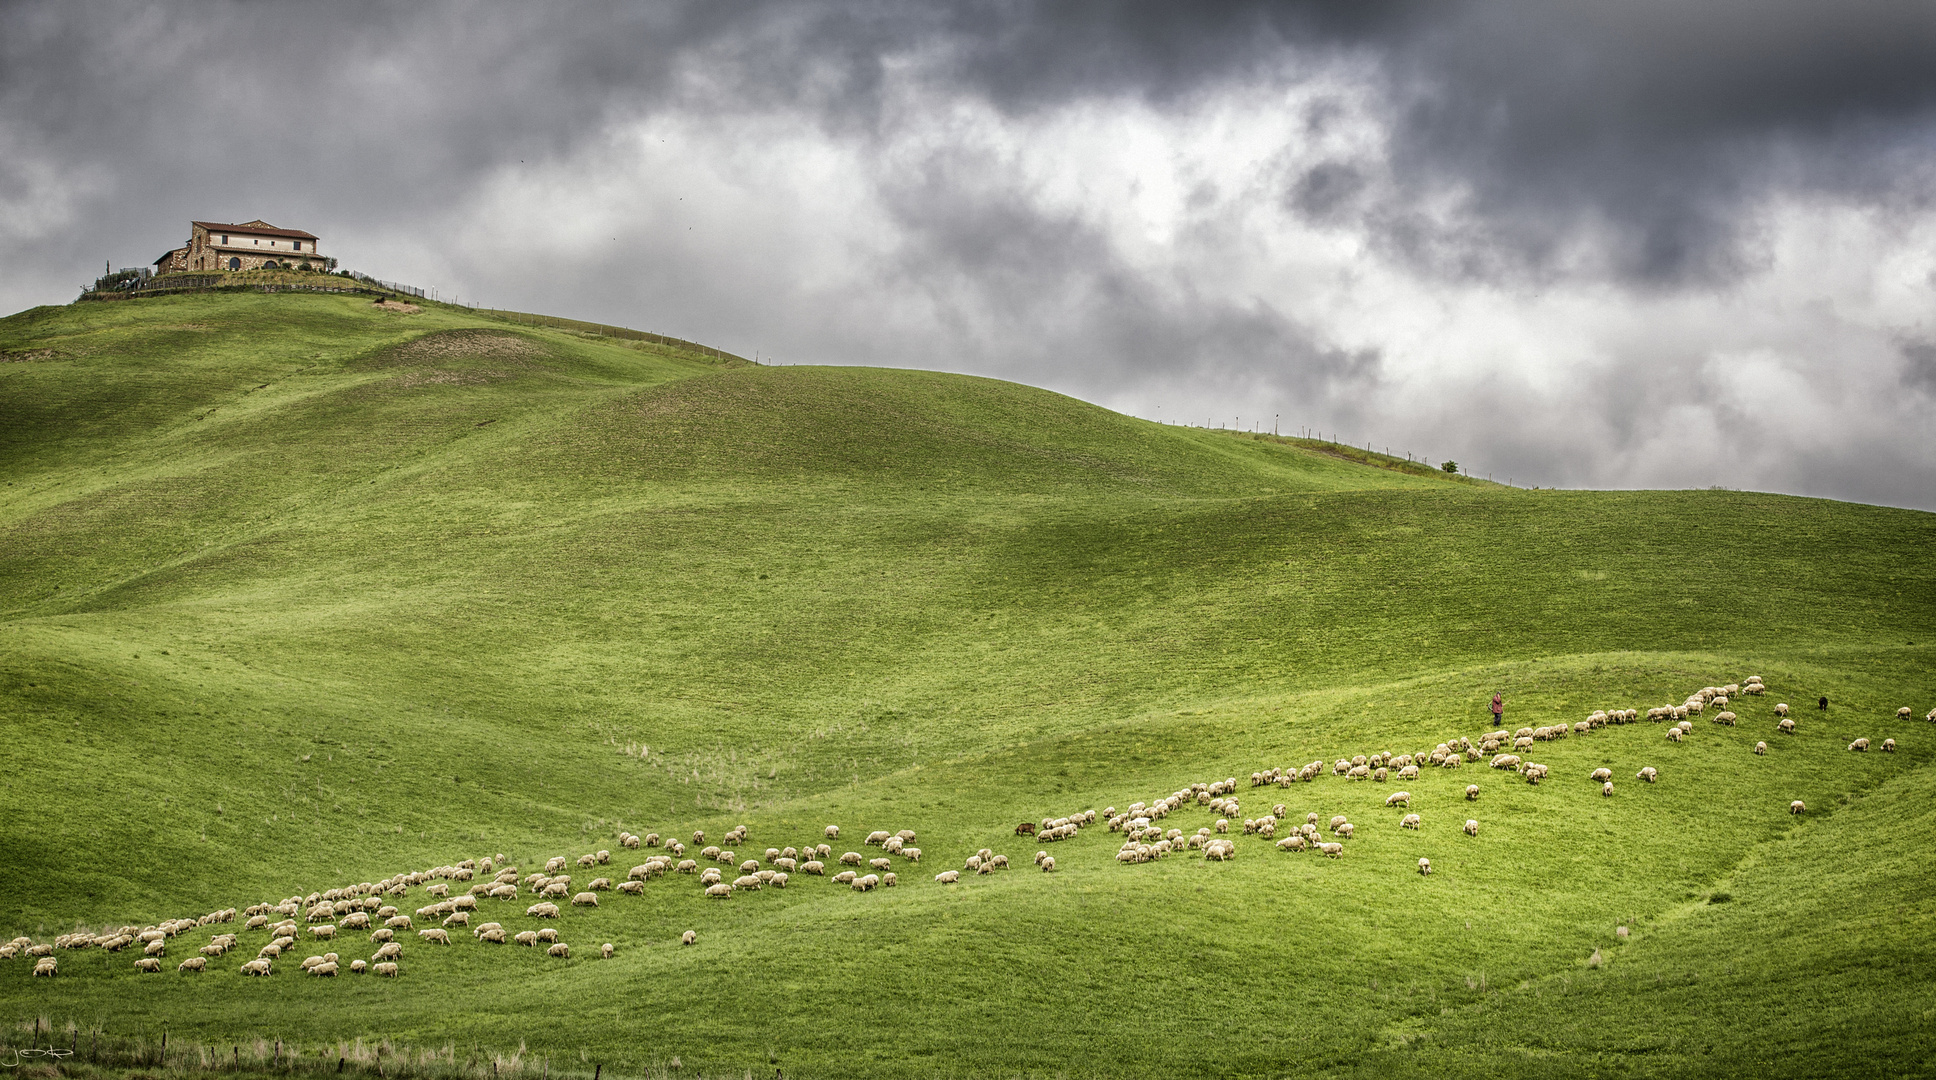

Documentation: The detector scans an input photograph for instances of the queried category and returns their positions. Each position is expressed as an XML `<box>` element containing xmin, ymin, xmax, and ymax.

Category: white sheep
<box><xmin>1778</xmin><ymin>718</ymin><xmax>1796</xmax><ymax>734</ymax></box>
<box><xmin>1465</xmin><ymin>784</ymin><xmax>1480</xmax><ymax>801</ymax></box>
<box><xmin>1754</xmin><ymin>741</ymin><xmax>1768</xmax><ymax>755</ymax></box>
<box><xmin>935</xmin><ymin>870</ymin><xmax>960</xmax><ymax>884</ymax></box>
<box><xmin>825</xmin><ymin>825</ymin><xmax>840</xmax><ymax>839</ymax></box>
<box><xmin>1848</xmin><ymin>738</ymin><xmax>1870</xmax><ymax>752</ymax></box>
<box><xmin>1637</xmin><ymin>766</ymin><xmax>1658</xmax><ymax>783</ymax></box>
<box><xmin>1882</xmin><ymin>738</ymin><xmax>1897</xmax><ymax>752</ymax></box>
<box><xmin>704</xmin><ymin>883</ymin><xmax>733</xmax><ymax>898</ymax></box>
<box><xmin>1590</xmin><ymin>768</ymin><xmax>1612</xmax><ymax>782</ymax></box>
<box><xmin>1039</xmin><ymin>856</ymin><xmax>1055</xmax><ymax>872</ymax></box>
<box><xmin>1463</xmin><ymin>819</ymin><xmax>1478</xmax><ymax>836</ymax></box>
<box><xmin>1602</xmin><ymin>781</ymin><xmax>1614</xmax><ymax>797</ymax></box>
<box><xmin>417</xmin><ymin>929</ymin><xmax>450</xmax><ymax>945</ymax></box>
<box><xmin>1385</xmin><ymin>791</ymin><xmax>1411</xmax><ymax>808</ymax></box>
<box><xmin>1899</xmin><ymin>707</ymin><xmax>1914</xmax><ymax>720</ymax></box>
<box><xmin>1790</xmin><ymin>799</ymin><xmax>1806</xmax><ymax>814</ymax></box>
<box><xmin>374</xmin><ymin>961</ymin><xmax>399</xmax><ymax>977</ymax></box>
<box><xmin>571</xmin><ymin>892</ymin><xmax>599</xmax><ymax>907</ymax></box>
<box><xmin>1400</xmin><ymin>813</ymin><xmax>1420</xmax><ymax>830</ymax></box>
<box><xmin>681</xmin><ymin>930</ymin><xmax>696</xmax><ymax>946</ymax></box>
<box><xmin>1418</xmin><ymin>858</ymin><xmax>1432</xmax><ymax>876</ymax></box>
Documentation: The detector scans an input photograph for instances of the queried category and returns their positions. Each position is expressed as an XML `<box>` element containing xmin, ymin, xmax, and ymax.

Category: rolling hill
<box><xmin>1</xmin><ymin>290</ymin><xmax>1932</xmax><ymax>1079</ymax></box>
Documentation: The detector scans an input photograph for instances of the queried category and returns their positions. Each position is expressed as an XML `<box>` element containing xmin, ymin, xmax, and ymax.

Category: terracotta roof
<box><xmin>192</xmin><ymin>220</ymin><xmax>318</xmax><ymax>241</ymax></box>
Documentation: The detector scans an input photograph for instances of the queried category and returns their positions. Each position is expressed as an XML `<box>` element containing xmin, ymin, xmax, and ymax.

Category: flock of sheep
<box><xmin>4</xmin><ymin>677</ymin><xmax>1921</xmax><ymax>982</ymax></box>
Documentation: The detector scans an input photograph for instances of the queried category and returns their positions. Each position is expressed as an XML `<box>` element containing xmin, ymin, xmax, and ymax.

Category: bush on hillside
<box><xmin>1440</xmin><ymin>460</ymin><xmax>1460</xmax><ymax>474</ymax></box>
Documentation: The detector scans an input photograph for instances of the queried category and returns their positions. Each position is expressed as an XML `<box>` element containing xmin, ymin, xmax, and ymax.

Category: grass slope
<box><xmin>0</xmin><ymin>292</ymin><xmax>1932</xmax><ymax>1078</ymax></box>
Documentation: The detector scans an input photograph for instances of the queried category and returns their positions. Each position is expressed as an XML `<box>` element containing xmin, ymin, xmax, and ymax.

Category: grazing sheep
<box><xmin>704</xmin><ymin>883</ymin><xmax>733</xmax><ymax>899</ymax></box>
<box><xmin>1778</xmin><ymin>718</ymin><xmax>1796</xmax><ymax>734</ymax></box>
<box><xmin>1899</xmin><ymin>707</ymin><xmax>1914</xmax><ymax>720</ymax></box>
<box><xmin>1790</xmin><ymin>799</ymin><xmax>1806</xmax><ymax>814</ymax></box>
<box><xmin>350</xmin><ymin>959</ymin><xmax>368</xmax><ymax>973</ymax></box>
<box><xmin>571</xmin><ymin>892</ymin><xmax>599</xmax><ymax>907</ymax></box>
<box><xmin>1317</xmin><ymin>842</ymin><xmax>1343</xmax><ymax>858</ymax></box>
<box><xmin>1882</xmin><ymin>738</ymin><xmax>1897</xmax><ymax>752</ymax></box>
<box><xmin>1463</xmin><ymin>819</ymin><xmax>1479</xmax><ymax>836</ymax></box>
<box><xmin>840</xmin><ymin>851</ymin><xmax>864</xmax><ymax>867</ymax></box>
<box><xmin>513</xmin><ymin>931</ymin><xmax>539</xmax><ymax>947</ymax></box>
<box><xmin>990</xmin><ymin>854</ymin><xmax>1010</xmax><ymax>870</ymax></box>
<box><xmin>1774</xmin><ymin>702</ymin><xmax>1790</xmax><ymax>717</ymax></box>
<box><xmin>374</xmin><ymin>961</ymin><xmax>399</xmax><ymax>977</ymax></box>
<box><xmin>1602</xmin><ymin>781</ymin><xmax>1614</xmax><ymax>797</ymax></box>
<box><xmin>1276</xmin><ymin>836</ymin><xmax>1307</xmax><ymax>852</ymax></box>
<box><xmin>385</xmin><ymin>915</ymin><xmax>413</xmax><ymax>930</ymax></box>
<box><xmin>1637</xmin><ymin>767</ymin><xmax>1659</xmax><ymax>783</ymax></box>
<box><xmin>1040</xmin><ymin>856</ymin><xmax>1055</xmax><ymax>872</ymax></box>
<box><xmin>373</xmin><ymin>942</ymin><xmax>402</xmax><ymax>960</ymax></box>
<box><xmin>544</xmin><ymin>857</ymin><xmax>568</xmax><ymax>874</ymax></box>
<box><xmin>240</xmin><ymin>959</ymin><xmax>271</xmax><ymax>976</ymax></box>
<box><xmin>1385</xmin><ymin>791</ymin><xmax>1411</xmax><ymax>808</ymax></box>
<box><xmin>1400</xmin><ymin>813</ymin><xmax>1421</xmax><ymax>830</ymax></box>
<box><xmin>1335</xmin><ymin>823</ymin><xmax>1355</xmax><ymax>839</ymax></box>
<box><xmin>368</xmin><ymin>928</ymin><xmax>394</xmax><ymax>944</ymax></box>
<box><xmin>824</xmin><ymin>825</ymin><xmax>840</xmax><ymax>839</ymax></box>
<box><xmin>309</xmin><ymin>961</ymin><xmax>338</xmax><ymax>977</ymax></box>
<box><xmin>865</xmin><ymin>830</ymin><xmax>892</xmax><ymax>846</ymax></box>
<box><xmin>1849</xmin><ymin>738</ymin><xmax>1870</xmax><ymax>752</ymax></box>
<box><xmin>1755</xmin><ymin>741</ymin><xmax>1768</xmax><ymax>755</ymax></box>
<box><xmin>134</xmin><ymin>957</ymin><xmax>162</xmax><ymax>972</ymax></box>
<box><xmin>935</xmin><ymin>870</ymin><xmax>961</xmax><ymax>884</ymax></box>
<box><xmin>1590</xmin><ymin>768</ymin><xmax>1612</xmax><ymax>782</ymax></box>
<box><xmin>178</xmin><ymin>956</ymin><xmax>207</xmax><ymax>973</ymax></box>
<box><xmin>418</xmin><ymin>929</ymin><xmax>450</xmax><ymax>945</ymax></box>
<box><xmin>1418</xmin><ymin>858</ymin><xmax>1432</xmax><ymax>876</ymax></box>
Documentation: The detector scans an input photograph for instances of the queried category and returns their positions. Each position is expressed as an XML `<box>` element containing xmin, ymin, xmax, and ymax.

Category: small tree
<box><xmin>1440</xmin><ymin>460</ymin><xmax>1459</xmax><ymax>474</ymax></box>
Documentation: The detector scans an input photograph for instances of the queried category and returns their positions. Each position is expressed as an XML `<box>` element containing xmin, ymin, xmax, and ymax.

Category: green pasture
<box><xmin>0</xmin><ymin>292</ymin><xmax>1932</xmax><ymax>1078</ymax></box>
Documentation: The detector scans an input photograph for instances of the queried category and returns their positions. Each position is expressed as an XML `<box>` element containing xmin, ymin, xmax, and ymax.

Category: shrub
<box><xmin>1440</xmin><ymin>460</ymin><xmax>1460</xmax><ymax>474</ymax></box>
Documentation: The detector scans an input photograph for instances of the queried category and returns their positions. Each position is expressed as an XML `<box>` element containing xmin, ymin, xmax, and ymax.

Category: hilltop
<box><xmin>1</xmin><ymin>291</ymin><xmax>1932</xmax><ymax>1079</ymax></box>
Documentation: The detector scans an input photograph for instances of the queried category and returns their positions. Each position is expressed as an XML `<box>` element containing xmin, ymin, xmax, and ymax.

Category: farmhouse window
<box><xmin>228</xmin><ymin>257</ymin><xmax>240</xmax><ymax>269</ymax></box>
<box><xmin>220</xmin><ymin>235</ymin><xmax>228</xmax><ymax>244</ymax></box>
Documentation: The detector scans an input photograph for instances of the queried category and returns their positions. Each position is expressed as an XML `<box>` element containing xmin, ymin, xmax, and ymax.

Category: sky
<box><xmin>6</xmin><ymin>1</ymin><xmax>1936</xmax><ymax>508</ymax></box>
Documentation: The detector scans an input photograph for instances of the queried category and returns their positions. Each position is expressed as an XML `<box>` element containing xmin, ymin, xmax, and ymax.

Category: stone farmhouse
<box><xmin>154</xmin><ymin>220</ymin><xmax>331</xmax><ymax>273</ymax></box>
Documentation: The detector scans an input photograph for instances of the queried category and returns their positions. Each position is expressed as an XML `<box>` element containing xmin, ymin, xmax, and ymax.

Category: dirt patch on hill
<box><xmin>390</xmin><ymin>329</ymin><xmax>545</xmax><ymax>363</ymax></box>
<box><xmin>2</xmin><ymin>348</ymin><xmax>61</xmax><ymax>362</ymax></box>
<box><xmin>374</xmin><ymin>300</ymin><xmax>421</xmax><ymax>314</ymax></box>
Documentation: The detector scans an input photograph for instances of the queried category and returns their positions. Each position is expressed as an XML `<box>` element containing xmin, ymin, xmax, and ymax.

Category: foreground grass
<box><xmin>1</xmin><ymin>292</ymin><xmax>1932</xmax><ymax>1077</ymax></box>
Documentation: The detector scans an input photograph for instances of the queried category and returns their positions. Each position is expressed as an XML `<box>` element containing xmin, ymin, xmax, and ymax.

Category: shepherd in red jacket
<box><xmin>1491</xmin><ymin>692</ymin><xmax>1504</xmax><ymax>723</ymax></box>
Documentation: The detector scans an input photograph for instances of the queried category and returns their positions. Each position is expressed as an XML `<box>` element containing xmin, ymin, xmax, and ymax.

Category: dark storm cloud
<box><xmin>3</xmin><ymin>1</ymin><xmax>1935</xmax><ymax>507</ymax></box>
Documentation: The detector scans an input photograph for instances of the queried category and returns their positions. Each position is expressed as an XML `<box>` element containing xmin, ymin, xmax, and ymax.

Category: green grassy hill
<box><xmin>1</xmin><ymin>292</ymin><xmax>1932</xmax><ymax>1079</ymax></box>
